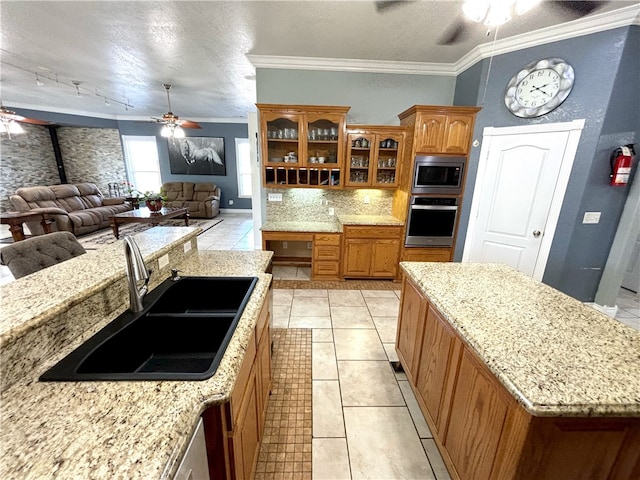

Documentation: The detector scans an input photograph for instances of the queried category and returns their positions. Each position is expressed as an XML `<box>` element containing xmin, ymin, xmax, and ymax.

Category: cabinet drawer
<box><xmin>314</xmin><ymin>245</ymin><xmax>340</xmax><ymax>261</ymax></box>
<box><xmin>313</xmin><ymin>260</ymin><xmax>341</xmax><ymax>277</ymax></box>
<box><xmin>314</xmin><ymin>233</ymin><xmax>341</xmax><ymax>245</ymax></box>
<box><xmin>344</xmin><ymin>225</ymin><xmax>402</xmax><ymax>239</ymax></box>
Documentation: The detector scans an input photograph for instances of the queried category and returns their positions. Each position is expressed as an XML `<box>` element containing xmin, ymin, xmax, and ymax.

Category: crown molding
<box><xmin>247</xmin><ymin>54</ymin><xmax>457</xmax><ymax>76</ymax></box>
<box><xmin>249</xmin><ymin>4</ymin><xmax>640</xmax><ymax>77</ymax></box>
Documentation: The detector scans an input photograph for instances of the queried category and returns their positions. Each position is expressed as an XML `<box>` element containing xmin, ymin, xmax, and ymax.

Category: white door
<box><xmin>622</xmin><ymin>232</ymin><xmax>640</xmax><ymax>293</ymax></box>
<box><xmin>463</xmin><ymin>121</ymin><xmax>584</xmax><ymax>280</ymax></box>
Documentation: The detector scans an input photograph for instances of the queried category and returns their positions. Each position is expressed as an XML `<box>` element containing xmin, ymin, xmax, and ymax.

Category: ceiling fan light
<box><xmin>9</xmin><ymin>121</ymin><xmax>25</xmax><ymax>134</ymax></box>
<box><xmin>463</xmin><ymin>0</ymin><xmax>489</xmax><ymax>23</ymax></box>
<box><xmin>484</xmin><ymin>4</ymin><xmax>512</xmax><ymax>26</ymax></box>
<box><xmin>173</xmin><ymin>125</ymin><xmax>185</xmax><ymax>138</ymax></box>
<box><xmin>0</xmin><ymin>120</ymin><xmax>25</xmax><ymax>135</ymax></box>
<box><xmin>160</xmin><ymin>125</ymin><xmax>172</xmax><ymax>137</ymax></box>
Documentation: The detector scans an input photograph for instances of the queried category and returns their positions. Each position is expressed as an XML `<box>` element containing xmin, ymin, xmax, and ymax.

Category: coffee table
<box><xmin>109</xmin><ymin>207</ymin><xmax>189</xmax><ymax>239</ymax></box>
<box><xmin>0</xmin><ymin>211</ymin><xmax>53</xmax><ymax>242</ymax></box>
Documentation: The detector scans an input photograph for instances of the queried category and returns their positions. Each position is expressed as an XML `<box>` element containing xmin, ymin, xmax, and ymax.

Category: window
<box><xmin>236</xmin><ymin>138</ymin><xmax>252</xmax><ymax>198</ymax></box>
<box><xmin>121</xmin><ymin>136</ymin><xmax>162</xmax><ymax>193</ymax></box>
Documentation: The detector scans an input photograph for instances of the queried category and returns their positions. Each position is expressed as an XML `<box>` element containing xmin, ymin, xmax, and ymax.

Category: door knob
<box><xmin>533</xmin><ymin>230</ymin><xmax>541</xmax><ymax>237</ymax></box>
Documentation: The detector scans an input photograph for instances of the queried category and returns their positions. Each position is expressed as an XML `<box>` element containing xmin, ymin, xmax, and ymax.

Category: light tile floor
<box><xmin>273</xmin><ymin>286</ymin><xmax>449</xmax><ymax>480</ymax></box>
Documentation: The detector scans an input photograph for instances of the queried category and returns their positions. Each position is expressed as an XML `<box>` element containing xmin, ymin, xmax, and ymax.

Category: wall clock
<box><xmin>504</xmin><ymin>58</ymin><xmax>575</xmax><ymax>118</ymax></box>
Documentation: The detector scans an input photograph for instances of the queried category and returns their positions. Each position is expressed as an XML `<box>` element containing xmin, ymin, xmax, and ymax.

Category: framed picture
<box><xmin>168</xmin><ymin>137</ymin><xmax>226</xmax><ymax>175</ymax></box>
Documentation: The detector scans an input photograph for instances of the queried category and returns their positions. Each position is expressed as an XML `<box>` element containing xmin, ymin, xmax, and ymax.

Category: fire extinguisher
<box><xmin>610</xmin><ymin>144</ymin><xmax>635</xmax><ymax>186</ymax></box>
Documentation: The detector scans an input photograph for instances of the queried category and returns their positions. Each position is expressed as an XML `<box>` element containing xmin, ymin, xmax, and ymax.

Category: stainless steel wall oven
<box><xmin>405</xmin><ymin>196</ymin><xmax>458</xmax><ymax>247</ymax></box>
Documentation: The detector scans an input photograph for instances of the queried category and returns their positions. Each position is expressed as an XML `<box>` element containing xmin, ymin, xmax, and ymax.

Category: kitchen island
<box><xmin>0</xmin><ymin>227</ymin><xmax>273</xmax><ymax>479</ymax></box>
<box><xmin>397</xmin><ymin>262</ymin><xmax>640</xmax><ymax>480</ymax></box>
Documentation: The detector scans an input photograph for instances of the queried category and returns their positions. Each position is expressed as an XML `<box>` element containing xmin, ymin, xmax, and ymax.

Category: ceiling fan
<box><xmin>0</xmin><ymin>104</ymin><xmax>53</xmax><ymax>138</ymax></box>
<box><xmin>151</xmin><ymin>84</ymin><xmax>201</xmax><ymax>138</ymax></box>
<box><xmin>437</xmin><ymin>0</ymin><xmax>608</xmax><ymax>45</ymax></box>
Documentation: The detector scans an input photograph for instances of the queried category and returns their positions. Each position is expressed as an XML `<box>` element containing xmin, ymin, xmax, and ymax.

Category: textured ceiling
<box><xmin>1</xmin><ymin>1</ymin><xmax>638</xmax><ymax>121</ymax></box>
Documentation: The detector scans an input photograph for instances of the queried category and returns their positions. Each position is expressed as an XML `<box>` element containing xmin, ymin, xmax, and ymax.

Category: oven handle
<box><xmin>410</xmin><ymin>205</ymin><xmax>458</xmax><ymax>211</ymax></box>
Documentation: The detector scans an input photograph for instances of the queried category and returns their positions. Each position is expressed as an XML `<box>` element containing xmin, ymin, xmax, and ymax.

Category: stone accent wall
<box><xmin>0</xmin><ymin>124</ymin><xmax>59</xmax><ymax>213</ymax></box>
<box><xmin>0</xmin><ymin>126</ymin><xmax>126</xmax><ymax>214</ymax></box>
<box><xmin>58</xmin><ymin>127</ymin><xmax>126</xmax><ymax>196</ymax></box>
<box><xmin>266</xmin><ymin>188</ymin><xmax>394</xmax><ymax>222</ymax></box>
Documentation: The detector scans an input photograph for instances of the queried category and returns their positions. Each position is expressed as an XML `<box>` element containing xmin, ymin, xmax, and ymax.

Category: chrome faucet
<box><xmin>124</xmin><ymin>236</ymin><xmax>152</xmax><ymax>312</ymax></box>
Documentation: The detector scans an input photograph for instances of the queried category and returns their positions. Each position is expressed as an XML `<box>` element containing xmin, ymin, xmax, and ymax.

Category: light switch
<box><xmin>268</xmin><ymin>193</ymin><xmax>283</xmax><ymax>202</ymax></box>
<box><xmin>582</xmin><ymin>212</ymin><xmax>601</xmax><ymax>224</ymax></box>
<box><xmin>328</xmin><ymin>207</ymin><xmax>335</xmax><ymax>216</ymax></box>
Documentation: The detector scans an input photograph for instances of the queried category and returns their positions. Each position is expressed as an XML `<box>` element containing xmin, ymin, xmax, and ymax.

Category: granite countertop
<box><xmin>261</xmin><ymin>219</ymin><xmax>342</xmax><ymax>233</ymax></box>
<box><xmin>0</xmin><ymin>230</ymin><xmax>274</xmax><ymax>479</ymax></box>
<box><xmin>401</xmin><ymin>262</ymin><xmax>640</xmax><ymax>417</ymax></box>
<box><xmin>338</xmin><ymin>214</ymin><xmax>403</xmax><ymax>226</ymax></box>
<box><xmin>261</xmin><ymin>215</ymin><xmax>403</xmax><ymax>233</ymax></box>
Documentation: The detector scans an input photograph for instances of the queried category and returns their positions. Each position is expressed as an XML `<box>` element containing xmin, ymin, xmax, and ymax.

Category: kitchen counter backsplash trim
<box><xmin>401</xmin><ymin>262</ymin><xmax>640</xmax><ymax>417</ymax></box>
<box><xmin>0</xmin><ymin>227</ymin><xmax>200</xmax><ymax>392</ymax></box>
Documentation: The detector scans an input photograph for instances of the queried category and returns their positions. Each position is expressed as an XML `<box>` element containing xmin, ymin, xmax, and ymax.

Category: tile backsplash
<box><xmin>266</xmin><ymin>188</ymin><xmax>394</xmax><ymax>222</ymax></box>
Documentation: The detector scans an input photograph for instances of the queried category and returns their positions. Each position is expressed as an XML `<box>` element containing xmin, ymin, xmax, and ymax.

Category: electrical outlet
<box><xmin>183</xmin><ymin>241</ymin><xmax>192</xmax><ymax>253</ymax></box>
<box><xmin>583</xmin><ymin>212</ymin><xmax>601</xmax><ymax>224</ymax></box>
<box><xmin>228</xmin><ymin>199</ymin><xmax>234</xmax><ymax>205</ymax></box>
<box><xmin>328</xmin><ymin>207</ymin><xmax>335</xmax><ymax>216</ymax></box>
<box><xmin>283</xmin><ymin>241</ymin><xmax>288</xmax><ymax>249</ymax></box>
<box><xmin>158</xmin><ymin>254</ymin><xmax>169</xmax><ymax>269</ymax></box>
<box><xmin>364</xmin><ymin>195</ymin><xmax>370</xmax><ymax>204</ymax></box>
<box><xmin>268</xmin><ymin>193</ymin><xmax>283</xmax><ymax>202</ymax></box>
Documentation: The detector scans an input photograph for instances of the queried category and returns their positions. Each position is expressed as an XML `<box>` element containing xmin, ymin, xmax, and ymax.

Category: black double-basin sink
<box><xmin>40</xmin><ymin>276</ymin><xmax>258</xmax><ymax>382</ymax></box>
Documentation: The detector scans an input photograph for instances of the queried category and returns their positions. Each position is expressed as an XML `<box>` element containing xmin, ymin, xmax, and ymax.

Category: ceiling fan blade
<box><xmin>549</xmin><ymin>1</ymin><xmax>607</xmax><ymax>19</ymax></box>
<box><xmin>0</xmin><ymin>109</ymin><xmax>53</xmax><ymax>126</ymax></box>
<box><xmin>374</xmin><ymin>0</ymin><xmax>412</xmax><ymax>13</ymax></box>
<box><xmin>178</xmin><ymin>120</ymin><xmax>202</xmax><ymax>129</ymax></box>
<box><xmin>437</xmin><ymin>19</ymin><xmax>471</xmax><ymax>45</ymax></box>
<box><xmin>15</xmin><ymin>117</ymin><xmax>53</xmax><ymax>126</ymax></box>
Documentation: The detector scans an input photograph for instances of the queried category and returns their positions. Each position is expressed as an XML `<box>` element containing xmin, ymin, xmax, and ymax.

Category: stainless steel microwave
<box><xmin>412</xmin><ymin>156</ymin><xmax>465</xmax><ymax>195</ymax></box>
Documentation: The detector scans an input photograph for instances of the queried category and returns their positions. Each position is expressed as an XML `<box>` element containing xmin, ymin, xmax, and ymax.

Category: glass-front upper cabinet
<box><xmin>258</xmin><ymin>105</ymin><xmax>349</xmax><ymax>188</ymax></box>
<box><xmin>345</xmin><ymin>126</ymin><xmax>407</xmax><ymax>189</ymax></box>
<box><xmin>262</xmin><ymin>112</ymin><xmax>304</xmax><ymax>167</ymax></box>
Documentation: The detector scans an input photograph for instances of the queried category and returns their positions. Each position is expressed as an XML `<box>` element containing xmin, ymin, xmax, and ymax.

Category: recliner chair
<box><xmin>0</xmin><ymin>231</ymin><xmax>87</xmax><ymax>279</ymax></box>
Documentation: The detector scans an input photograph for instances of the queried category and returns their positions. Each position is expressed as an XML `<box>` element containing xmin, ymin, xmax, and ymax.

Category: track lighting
<box><xmin>72</xmin><ymin>80</ymin><xmax>82</xmax><ymax>97</ymax></box>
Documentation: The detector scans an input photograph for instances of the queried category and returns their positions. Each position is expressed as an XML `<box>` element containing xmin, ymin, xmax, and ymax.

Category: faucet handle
<box><xmin>171</xmin><ymin>268</ymin><xmax>182</xmax><ymax>281</ymax></box>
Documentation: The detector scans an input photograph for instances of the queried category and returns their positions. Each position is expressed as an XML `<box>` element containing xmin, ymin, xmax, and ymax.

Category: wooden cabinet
<box><xmin>342</xmin><ymin>226</ymin><xmax>401</xmax><ymax>279</ymax></box>
<box><xmin>202</xmin><ymin>296</ymin><xmax>272</xmax><ymax>480</ymax></box>
<box><xmin>258</xmin><ymin>104</ymin><xmax>349</xmax><ymax>188</ymax></box>
<box><xmin>401</xmin><ymin>247</ymin><xmax>452</xmax><ymax>263</ymax></box>
<box><xmin>345</xmin><ymin>126</ymin><xmax>406</xmax><ymax>188</ymax></box>
<box><xmin>399</xmin><ymin>106</ymin><xmax>480</xmax><ymax>156</ymax></box>
<box><xmin>312</xmin><ymin>233</ymin><xmax>341</xmax><ymax>280</ymax></box>
<box><xmin>395</xmin><ymin>276</ymin><xmax>427</xmax><ymax>382</ymax></box>
<box><xmin>416</xmin><ymin>305</ymin><xmax>462</xmax><ymax>434</ymax></box>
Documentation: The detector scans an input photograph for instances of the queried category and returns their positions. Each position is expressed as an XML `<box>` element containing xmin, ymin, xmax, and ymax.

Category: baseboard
<box><xmin>220</xmin><ymin>208</ymin><xmax>252</xmax><ymax>214</ymax></box>
<box><xmin>584</xmin><ymin>302</ymin><xmax>618</xmax><ymax>318</ymax></box>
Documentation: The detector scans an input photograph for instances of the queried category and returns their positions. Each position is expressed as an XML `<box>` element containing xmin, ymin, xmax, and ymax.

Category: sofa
<box><xmin>161</xmin><ymin>182</ymin><xmax>220</xmax><ymax>218</ymax></box>
<box><xmin>9</xmin><ymin>183</ymin><xmax>132</xmax><ymax>236</ymax></box>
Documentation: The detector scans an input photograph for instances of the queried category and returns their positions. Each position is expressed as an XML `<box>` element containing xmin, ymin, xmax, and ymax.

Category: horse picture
<box><xmin>168</xmin><ymin>136</ymin><xmax>226</xmax><ymax>175</ymax></box>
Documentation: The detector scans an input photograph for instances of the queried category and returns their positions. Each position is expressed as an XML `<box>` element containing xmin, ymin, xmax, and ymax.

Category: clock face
<box><xmin>515</xmin><ymin>69</ymin><xmax>561</xmax><ymax>109</ymax></box>
<box><xmin>504</xmin><ymin>58</ymin><xmax>575</xmax><ymax>118</ymax></box>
